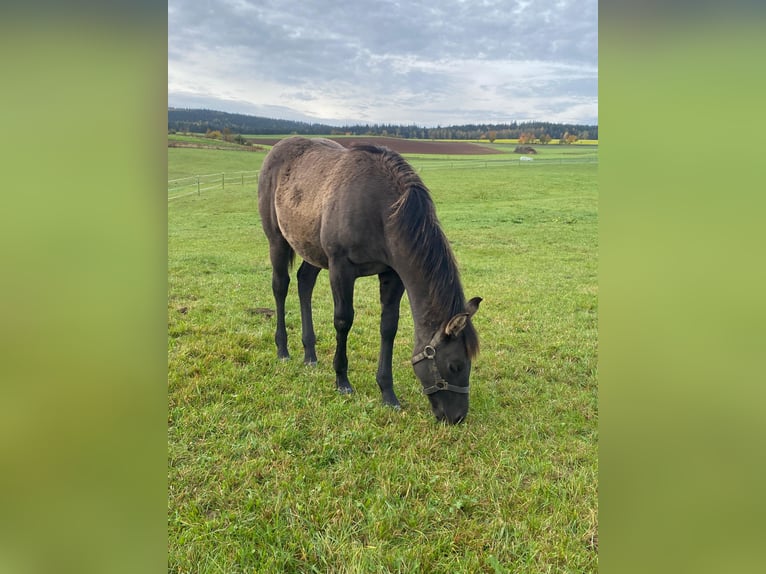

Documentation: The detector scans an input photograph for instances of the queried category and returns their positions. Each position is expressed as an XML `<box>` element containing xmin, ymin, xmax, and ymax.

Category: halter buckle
<box><xmin>423</xmin><ymin>345</ymin><xmax>436</xmax><ymax>359</ymax></box>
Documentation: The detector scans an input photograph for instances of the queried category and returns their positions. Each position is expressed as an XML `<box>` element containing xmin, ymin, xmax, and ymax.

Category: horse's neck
<box><xmin>397</xmin><ymin>265</ymin><xmax>447</xmax><ymax>349</ymax></box>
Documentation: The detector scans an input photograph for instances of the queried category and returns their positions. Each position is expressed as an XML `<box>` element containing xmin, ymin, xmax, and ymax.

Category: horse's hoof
<box><xmin>304</xmin><ymin>360</ymin><xmax>317</xmax><ymax>367</ymax></box>
<box><xmin>381</xmin><ymin>392</ymin><xmax>401</xmax><ymax>409</ymax></box>
<box><xmin>336</xmin><ymin>385</ymin><xmax>354</xmax><ymax>395</ymax></box>
<box><xmin>278</xmin><ymin>355</ymin><xmax>291</xmax><ymax>362</ymax></box>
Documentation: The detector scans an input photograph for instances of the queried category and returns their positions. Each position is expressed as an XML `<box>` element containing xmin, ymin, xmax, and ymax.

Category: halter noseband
<box><xmin>411</xmin><ymin>332</ymin><xmax>470</xmax><ymax>395</ymax></box>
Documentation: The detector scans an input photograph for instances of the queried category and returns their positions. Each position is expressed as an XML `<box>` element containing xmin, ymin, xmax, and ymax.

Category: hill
<box><xmin>168</xmin><ymin>108</ymin><xmax>333</xmax><ymax>136</ymax></box>
<box><xmin>168</xmin><ymin>108</ymin><xmax>597</xmax><ymax>141</ymax></box>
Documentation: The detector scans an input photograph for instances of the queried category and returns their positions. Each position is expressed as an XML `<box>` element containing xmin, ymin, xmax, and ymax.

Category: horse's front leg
<box><xmin>329</xmin><ymin>262</ymin><xmax>356</xmax><ymax>394</ymax></box>
<box><xmin>377</xmin><ymin>269</ymin><xmax>405</xmax><ymax>408</ymax></box>
<box><xmin>296</xmin><ymin>261</ymin><xmax>321</xmax><ymax>366</ymax></box>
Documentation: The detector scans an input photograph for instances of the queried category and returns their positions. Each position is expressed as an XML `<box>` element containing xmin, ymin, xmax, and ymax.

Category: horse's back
<box><xmin>259</xmin><ymin>137</ymin><xmax>343</xmax><ymax>207</ymax></box>
<box><xmin>258</xmin><ymin>137</ymin><xmax>395</xmax><ymax>271</ymax></box>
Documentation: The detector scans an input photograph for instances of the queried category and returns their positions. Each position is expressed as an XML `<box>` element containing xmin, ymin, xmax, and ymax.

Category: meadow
<box><xmin>168</xmin><ymin>141</ymin><xmax>598</xmax><ymax>572</ymax></box>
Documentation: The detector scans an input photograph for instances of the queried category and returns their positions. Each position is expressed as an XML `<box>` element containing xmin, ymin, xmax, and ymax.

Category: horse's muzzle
<box><xmin>432</xmin><ymin>403</ymin><xmax>468</xmax><ymax>425</ymax></box>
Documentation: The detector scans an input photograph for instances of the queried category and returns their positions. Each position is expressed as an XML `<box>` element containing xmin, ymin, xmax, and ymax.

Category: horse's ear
<box><xmin>444</xmin><ymin>298</ymin><xmax>482</xmax><ymax>337</ymax></box>
<box><xmin>444</xmin><ymin>313</ymin><xmax>468</xmax><ymax>337</ymax></box>
<box><xmin>466</xmin><ymin>297</ymin><xmax>482</xmax><ymax>318</ymax></box>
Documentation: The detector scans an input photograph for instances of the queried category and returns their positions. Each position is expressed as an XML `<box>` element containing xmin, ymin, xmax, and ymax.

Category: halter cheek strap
<box><xmin>411</xmin><ymin>333</ymin><xmax>470</xmax><ymax>395</ymax></box>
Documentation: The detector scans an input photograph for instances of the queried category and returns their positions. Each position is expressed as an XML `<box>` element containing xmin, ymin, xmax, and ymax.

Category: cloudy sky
<box><xmin>168</xmin><ymin>0</ymin><xmax>597</xmax><ymax>126</ymax></box>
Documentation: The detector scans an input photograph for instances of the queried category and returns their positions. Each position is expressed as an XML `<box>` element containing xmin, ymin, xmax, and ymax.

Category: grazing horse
<box><xmin>258</xmin><ymin>137</ymin><xmax>481</xmax><ymax>423</ymax></box>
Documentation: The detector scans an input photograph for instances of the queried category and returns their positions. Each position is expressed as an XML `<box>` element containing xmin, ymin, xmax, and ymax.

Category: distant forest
<box><xmin>168</xmin><ymin>108</ymin><xmax>597</xmax><ymax>141</ymax></box>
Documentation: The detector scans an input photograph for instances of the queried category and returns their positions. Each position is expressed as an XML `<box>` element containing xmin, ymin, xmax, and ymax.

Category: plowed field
<box><xmin>249</xmin><ymin>136</ymin><xmax>503</xmax><ymax>155</ymax></box>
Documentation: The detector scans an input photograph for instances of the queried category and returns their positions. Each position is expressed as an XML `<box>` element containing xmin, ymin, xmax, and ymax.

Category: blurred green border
<box><xmin>0</xmin><ymin>7</ymin><xmax>167</xmax><ymax>574</ymax></box>
<box><xmin>600</xmin><ymin>7</ymin><xmax>766</xmax><ymax>574</ymax></box>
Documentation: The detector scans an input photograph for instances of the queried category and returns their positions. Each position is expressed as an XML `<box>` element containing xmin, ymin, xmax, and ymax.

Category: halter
<box><xmin>411</xmin><ymin>331</ymin><xmax>470</xmax><ymax>395</ymax></box>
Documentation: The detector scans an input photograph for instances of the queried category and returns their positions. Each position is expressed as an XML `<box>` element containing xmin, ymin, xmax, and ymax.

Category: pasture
<box><xmin>168</xmin><ymin>142</ymin><xmax>598</xmax><ymax>572</ymax></box>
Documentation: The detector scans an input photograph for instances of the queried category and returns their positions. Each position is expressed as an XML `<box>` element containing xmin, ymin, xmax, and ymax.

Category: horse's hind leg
<box><xmin>328</xmin><ymin>261</ymin><xmax>356</xmax><ymax>394</ymax></box>
<box><xmin>297</xmin><ymin>261</ymin><xmax>320</xmax><ymax>365</ymax></box>
<box><xmin>268</xmin><ymin>239</ymin><xmax>292</xmax><ymax>360</ymax></box>
<box><xmin>377</xmin><ymin>269</ymin><xmax>405</xmax><ymax>408</ymax></box>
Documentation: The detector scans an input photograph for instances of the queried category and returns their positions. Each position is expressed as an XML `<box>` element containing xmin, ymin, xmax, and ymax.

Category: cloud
<box><xmin>168</xmin><ymin>0</ymin><xmax>598</xmax><ymax>125</ymax></box>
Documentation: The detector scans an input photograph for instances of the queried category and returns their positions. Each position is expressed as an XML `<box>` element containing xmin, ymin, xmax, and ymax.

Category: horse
<box><xmin>257</xmin><ymin>137</ymin><xmax>481</xmax><ymax>424</ymax></box>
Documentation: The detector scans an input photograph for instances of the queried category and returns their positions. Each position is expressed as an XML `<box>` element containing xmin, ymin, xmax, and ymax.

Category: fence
<box><xmin>168</xmin><ymin>156</ymin><xmax>597</xmax><ymax>201</ymax></box>
<box><xmin>167</xmin><ymin>170</ymin><xmax>260</xmax><ymax>201</ymax></box>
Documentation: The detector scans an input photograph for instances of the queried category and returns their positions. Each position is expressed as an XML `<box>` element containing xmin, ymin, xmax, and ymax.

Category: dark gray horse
<box><xmin>258</xmin><ymin>137</ymin><xmax>481</xmax><ymax>423</ymax></box>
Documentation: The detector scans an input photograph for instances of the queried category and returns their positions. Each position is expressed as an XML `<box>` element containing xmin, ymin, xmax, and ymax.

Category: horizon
<box><xmin>167</xmin><ymin>106</ymin><xmax>598</xmax><ymax>129</ymax></box>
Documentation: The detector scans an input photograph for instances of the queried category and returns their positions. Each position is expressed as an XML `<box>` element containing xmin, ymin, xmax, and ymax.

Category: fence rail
<box><xmin>168</xmin><ymin>157</ymin><xmax>597</xmax><ymax>201</ymax></box>
<box><xmin>167</xmin><ymin>170</ymin><xmax>260</xmax><ymax>201</ymax></box>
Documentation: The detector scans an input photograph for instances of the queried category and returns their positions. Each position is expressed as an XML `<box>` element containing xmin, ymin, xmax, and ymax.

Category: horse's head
<box><xmin>412</xmin><ymin>297</ymin><xmax>481</xmax><ymax>424</ymax></box>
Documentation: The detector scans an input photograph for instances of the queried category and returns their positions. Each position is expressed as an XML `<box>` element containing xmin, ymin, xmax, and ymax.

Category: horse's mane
<box><xmin>349</xmin><ymin>143</ymin><xmax>479</xmax><ymax>358</ymax></box>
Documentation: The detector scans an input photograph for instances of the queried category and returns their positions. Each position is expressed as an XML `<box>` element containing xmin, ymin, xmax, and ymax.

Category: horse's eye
<box><xmin>448</xmin><ymin>362</ymin><xmax>464</xmax><ymax>374</ymax></box>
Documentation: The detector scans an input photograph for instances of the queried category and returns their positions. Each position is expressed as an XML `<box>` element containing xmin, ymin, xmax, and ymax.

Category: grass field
<box><xmin>168</xmin><ymin>147</ymin><xmax>262</xmax><ymax>181</ymax></box>
<box><xmin>168</xmin><ymin>144</ymin><xmax>598</xmax><ymax>572</ymax></box>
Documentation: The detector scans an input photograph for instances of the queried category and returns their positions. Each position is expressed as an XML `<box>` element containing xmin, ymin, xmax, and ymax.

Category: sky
<box><xmin>168</xmin><ymin>0</ymin><xmax>597</xmax><ymax>127</ymax></box>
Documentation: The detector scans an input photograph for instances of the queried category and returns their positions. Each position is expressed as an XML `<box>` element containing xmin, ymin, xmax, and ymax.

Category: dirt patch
<box><xmin>247</xmin><ymin>307</ymin><xmax>275</xmax><ymax>318</ymax></box>
<box><xmin>248</xmin><ymin>136</ymin><xmax>503</xmax><ymax>155</ymax></box>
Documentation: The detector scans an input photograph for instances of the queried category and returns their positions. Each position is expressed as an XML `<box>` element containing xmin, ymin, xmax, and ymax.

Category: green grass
<box><xmin>169</xmin><ymin>133</ymin><xmax>268</xmax><ymax>150</ymax></box>
<box><xmin>168</xmin><ymin>147</ymin><xmax>598</xmax><ymax>572</ymax></box>
<box><xmin>168</xmin><ymin>148</ymin><xmax>267</xmax><ymax>181</ymax></box>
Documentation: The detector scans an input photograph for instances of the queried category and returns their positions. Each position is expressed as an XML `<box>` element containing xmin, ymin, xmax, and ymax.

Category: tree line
<box><xmin>168</xmin><ymin>108</ymin><xmax>597</xmax><ymax>141</ymax></box>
